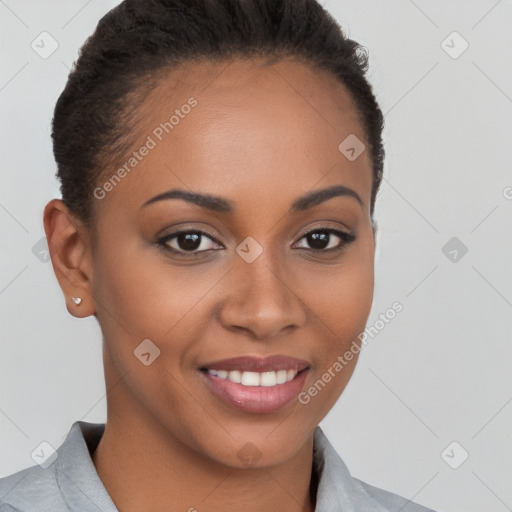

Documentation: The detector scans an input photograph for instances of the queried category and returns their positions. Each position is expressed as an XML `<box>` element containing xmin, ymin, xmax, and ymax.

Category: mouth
<box><xmin>199</xmin><ymin>355</ymin><xmax>310</xmax><ymax>414</ymax></box>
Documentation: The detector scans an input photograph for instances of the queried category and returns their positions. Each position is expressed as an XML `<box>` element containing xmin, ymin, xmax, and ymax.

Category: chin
<box><xmin>183</xmin><ymin>418</ymin><xmax>315</xmax><ymax>470</ymax></box>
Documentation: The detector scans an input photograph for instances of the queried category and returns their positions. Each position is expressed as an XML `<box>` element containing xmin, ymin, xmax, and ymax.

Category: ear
<box><xmin>43</xmin><ymin>199</ymin><xmax>96</xmax><ymax>318</ymax></box>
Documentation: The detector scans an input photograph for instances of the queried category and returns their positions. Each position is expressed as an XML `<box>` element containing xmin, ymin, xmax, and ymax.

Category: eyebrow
<box><xmin>141</xmin><ymin>184</ymin><xmax>364</xmax><ymax>213</ymax></box>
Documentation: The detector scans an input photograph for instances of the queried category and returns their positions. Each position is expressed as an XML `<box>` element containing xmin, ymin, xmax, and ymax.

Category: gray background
<box><xmin>1</xmin><ymin>1</ymin><xmax>511</xmax><ymax>511</ymax></box>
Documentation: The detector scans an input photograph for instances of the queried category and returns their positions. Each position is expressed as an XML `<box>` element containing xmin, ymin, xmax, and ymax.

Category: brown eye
<box><xmin>158</xmin><ymin>230</ymin><xmax>223</xmax><ymax>255</ymax></box>
<box><xmin>173</xmin><ymin>232</ymin><xmax>202</xmax><ymax>251</ymax></box>
<box><xmin>294</xmin><ymin>228</ymin><xmax>356</xmax><ymax>252</ymax></box>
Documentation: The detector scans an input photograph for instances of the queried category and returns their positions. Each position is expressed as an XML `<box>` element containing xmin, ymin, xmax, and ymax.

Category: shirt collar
<box><xmin>312</xmin><ymin>427</ymin><xmax>385</xmax><ymax>511</ymax></box>
<box><xmin>56</xmin><ymin>421</ymin><xmax>117</xmax><ymax>512</ymax></box>
<box><xmin>56</xmin><ymin>420</ymin><xmax>373</xmax><ymax>512</ymax></box>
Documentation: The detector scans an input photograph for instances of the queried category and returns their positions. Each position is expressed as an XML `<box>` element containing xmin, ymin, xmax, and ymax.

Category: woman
<box><xmin>0</xmin><ymin>1</ymin><xmax>437</xmax><ymax>511</ymax></box>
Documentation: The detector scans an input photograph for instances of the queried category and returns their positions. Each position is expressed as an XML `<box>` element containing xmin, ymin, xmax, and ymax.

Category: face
<box><xmin>75</xmin><ymin>58</ymin><xmax>375</xmax><ymax>467</ymax></box>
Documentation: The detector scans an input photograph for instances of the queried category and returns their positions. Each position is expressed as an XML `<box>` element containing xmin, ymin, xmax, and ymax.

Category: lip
<box><xmin>200</xmin><ymin>354</ymin><xmax>310</xmax><ymax>372</ymax></box>
<box><xmin>199</xmin><ymin>354</ymin><xmax>310</xmax><ymax>414</ymax></box>
<box><xmin>201</xmin><ymin>369</ymin><xmax>310</xmax><ymax>414</ymax></box>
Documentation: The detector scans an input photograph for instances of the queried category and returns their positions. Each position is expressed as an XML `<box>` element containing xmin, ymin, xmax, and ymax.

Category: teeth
<box><xmin>260</xmin><ymin>371</ymin><xmax>277</xmax><ymax>387</ymax></box>
<box><xmin>228</xmin><ymin>370</ymin><xmax>241</xmax><ymax>383</ymax></box>
<box><xmin>207</xmin><ymin>369</ymin><xmax>299</xmax><ymax>386</ymax></box>
<box><xmin>276</xmin><ymin>370</ymin><xmax>287</xmax><ymax>384</ymax></box>
<box><xmin>241</xmin><ymin>371</ymin><xmax>260</xmax><ymax>386</ymax></box>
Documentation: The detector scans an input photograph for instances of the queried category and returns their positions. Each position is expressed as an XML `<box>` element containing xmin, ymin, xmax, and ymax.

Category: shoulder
<box><xmin>312</xmin><ymin>426</ymin><xmax>437</xmax><ymax>511</ymax></box>
<box><xmin>0</xmin><ymin>462</ymin><xmax>67</xmax><ymax>512</ymax></box>
<box><xmin>0</xmin><ymin>504</ymin><xmax>23</xmax><ymax>512</ymax></box>
<box><xmin>0</xmin><ymin>420</ymin><xmax>108</xmax><ymax>512</ymax></box>
<box><xmin>352</xmin><ymin>477</ymin><xmax>436</xmax><ymax>512</ymax></box>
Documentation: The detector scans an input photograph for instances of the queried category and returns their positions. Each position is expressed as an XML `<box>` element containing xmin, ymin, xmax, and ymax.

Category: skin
<box><xmin>44</xmin><ymin>57</ymin><xmax>376</xmax><ymax>512</ymax></box>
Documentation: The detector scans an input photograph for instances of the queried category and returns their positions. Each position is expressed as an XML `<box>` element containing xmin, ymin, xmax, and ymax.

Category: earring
<box><xmin>72</xmin><ymin>297</ymin><xmax>82</xmax><ymax>305</ymax></box>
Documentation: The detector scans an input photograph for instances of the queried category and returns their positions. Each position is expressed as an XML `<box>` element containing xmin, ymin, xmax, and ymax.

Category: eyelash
<box><xmin>156</xmin><ymin>226</ymin><xmax>356</xmax><ymax>257</ymax></box>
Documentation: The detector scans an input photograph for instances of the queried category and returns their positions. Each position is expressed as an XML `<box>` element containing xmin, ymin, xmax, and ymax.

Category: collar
<box><xmin>55</xmin><ymin>421</ymin><xmax>117</xmax><ymax>512</ymax></box>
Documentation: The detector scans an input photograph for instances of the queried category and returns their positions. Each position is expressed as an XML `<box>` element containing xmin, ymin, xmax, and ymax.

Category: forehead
<box><xmin>147</xmin><ymin>56</ymin><xmax>362</xmax><ymax>122</ymax></box>
<box><xmin>142</xmin><ymin>57</ymin><xmax>366</xmax><ymax>156</ymax></box>
<box><xmin>97</xmin><ymin>57</ymin><xmax>372</xmax><ymax>217</ymax></box>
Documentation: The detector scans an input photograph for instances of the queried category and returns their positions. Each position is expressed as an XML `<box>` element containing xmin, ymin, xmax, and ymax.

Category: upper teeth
<box><xmin>207</xmin><ymin>369</ymin><xmax>298</xmax><ymax>386</ymax></box>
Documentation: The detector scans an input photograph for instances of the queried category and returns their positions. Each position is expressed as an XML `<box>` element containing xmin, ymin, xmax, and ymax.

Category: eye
<box><xmin>294</xmin><ymin>227</ymin><xmax>356</xmax><ymax>252</ymax></box>
<box><xmin>156</xmin><ymin>226</ymin><xmax>356</xmax><ymax>258</ymax></box>
<box><xmin>157</xmin><ymin>230</ymin><xmax>223</xmax><ymax>256</ymax></box>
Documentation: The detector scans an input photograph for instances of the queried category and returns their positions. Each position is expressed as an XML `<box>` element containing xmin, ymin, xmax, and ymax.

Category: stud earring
<box><xmin>72</xmin><ymin>297</ymin><xmax>82</xmax><ymax>305</ymax></box>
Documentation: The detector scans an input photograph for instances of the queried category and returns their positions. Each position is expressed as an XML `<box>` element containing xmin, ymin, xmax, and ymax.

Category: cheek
<box><xmin>90</xmin><ymin>244</ymin><xmax>205</xmax><ymax>415</ymax></box>
<box><xmin>310</xmin><ymin>267</ymin><xmax>373</xmax><ymax>374</ymax></box>
<box><xmin>303</xmin><ymin>243</ymin><xmax>374</xmax><ymax>342</ymax></box>
<box><xmin>297</xmin><ymin>242</ymin><xmax>374</xmax><ymax>413</ymax></box>
<box><xmin>91</xmin><ymin>235</ymin><xmax>213</xmax><ymax>339</ymax></box>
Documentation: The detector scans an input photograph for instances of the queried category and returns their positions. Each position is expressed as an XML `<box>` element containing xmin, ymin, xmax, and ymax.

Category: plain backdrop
<box><xmin>1</xmin><ymin>1</ymin><xmax>511</xmax><ymax>511</ymax></box>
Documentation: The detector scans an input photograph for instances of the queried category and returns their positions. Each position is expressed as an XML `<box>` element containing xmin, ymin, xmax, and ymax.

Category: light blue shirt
<box><xmin>0</xmin><ymin>421</ymin><xmax>436</xmax><ymax>511</ymax></box>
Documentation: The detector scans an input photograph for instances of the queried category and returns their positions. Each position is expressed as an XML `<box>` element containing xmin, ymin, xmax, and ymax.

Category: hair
<box><xmin>52</xmin><ymin>0</ymin><xmax>385</xmax><ymax>225</ymax></box>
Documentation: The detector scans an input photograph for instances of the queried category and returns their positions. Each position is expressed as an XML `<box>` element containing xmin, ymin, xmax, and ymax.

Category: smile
<box><xmin>200</xmin><ymin>355</ymin><xmax>310</xmax><ymax>413</ymax></box>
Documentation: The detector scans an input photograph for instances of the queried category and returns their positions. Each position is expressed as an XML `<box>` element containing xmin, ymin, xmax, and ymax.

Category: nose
<box><xmin>218</xmin><ymin>256</ymin><xmax>307</xmax><ymax>340</ymax></box>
